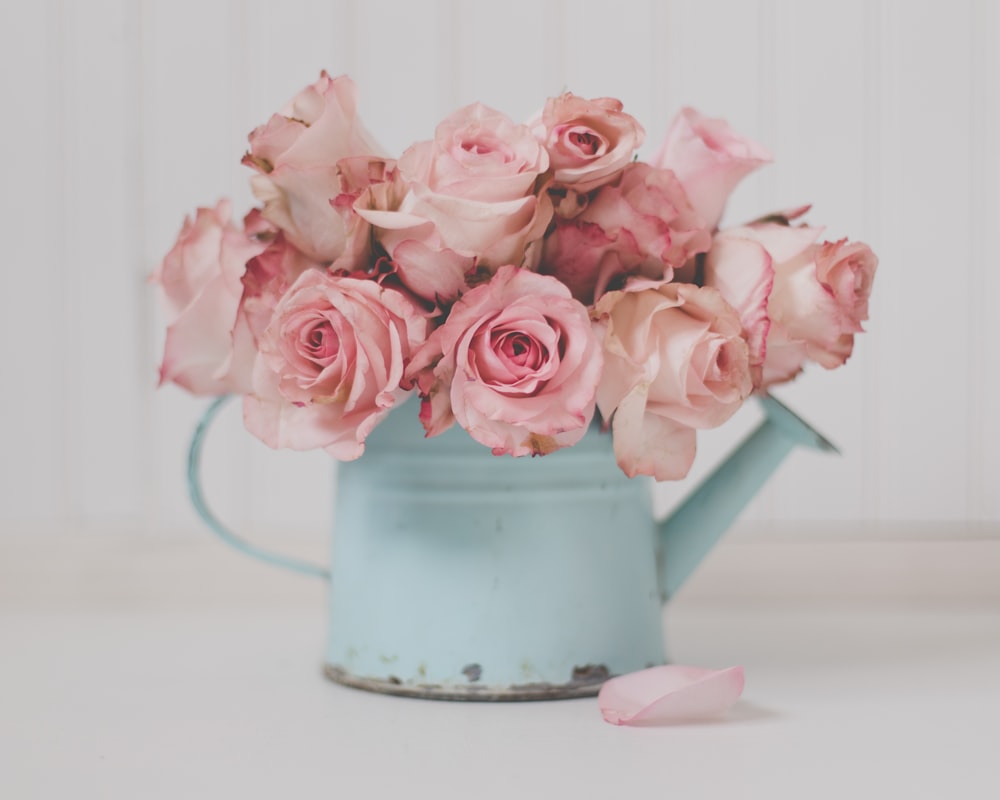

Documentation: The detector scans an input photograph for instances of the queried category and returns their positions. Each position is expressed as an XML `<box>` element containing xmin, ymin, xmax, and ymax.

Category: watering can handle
<box><xmin>187</xmin><ymin>395</ymin><xmax>331</xmax><ymax>581</ymax></box>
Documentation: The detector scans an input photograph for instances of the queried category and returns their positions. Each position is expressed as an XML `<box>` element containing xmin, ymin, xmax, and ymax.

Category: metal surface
<box><xmin>657</xmin><ymin>393</ymin><xmax>838</xmax><ymax>600</ymax></box>
<box><xmin>187</xmin><ymin>395</ymin><xmax>329</xmax><ymax>580</ymax></box>
<box><xmin>323</xmin><ymin>664</ymin><xmax>607</xmax><ymax>701</ymax></box>
<box><xmin>325</xmin><ymin>404</ymin><xmax>667</xmax><ymax>695</ymax></box>
<box><xmin>188</xmin><ymin>392</ymin><xmax>836</xmax><ymax>700</ymax></box>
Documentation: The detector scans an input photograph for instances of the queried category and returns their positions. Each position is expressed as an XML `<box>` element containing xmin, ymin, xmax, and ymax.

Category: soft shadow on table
<box><xmin>623</xmin><ymin>699</ymin><xmax>783</xmax><ymax>728</ymax></box>
<box><xmin>725</xmin><ymin>699</ymin><xmax>782</xmax><ymax>723</ymax></box>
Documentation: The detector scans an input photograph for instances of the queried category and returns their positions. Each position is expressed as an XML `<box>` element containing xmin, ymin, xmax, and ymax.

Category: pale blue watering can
<box><xmin>189</xmin><ymin>394</ymin><xmax>835</xmax><ymax>700</ymax></box>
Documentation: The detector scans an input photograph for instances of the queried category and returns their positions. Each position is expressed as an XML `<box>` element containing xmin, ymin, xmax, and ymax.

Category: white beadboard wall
<box><xmin>1</xmin><ymin>0</ymin><xmax>997</xmax><ymax>538</ymax></box>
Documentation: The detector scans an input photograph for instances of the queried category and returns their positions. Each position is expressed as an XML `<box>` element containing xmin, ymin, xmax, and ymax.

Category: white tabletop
<box><xmin>1</xmin><ymin>531</ymin><xmax>998</xmax><ymax>799</ymax></box>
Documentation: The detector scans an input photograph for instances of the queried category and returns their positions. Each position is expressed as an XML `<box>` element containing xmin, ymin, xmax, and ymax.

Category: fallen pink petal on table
<box><xmin>598</xmin><ymin>665</ymin><xmax>745</xmax><ymax>726</ymax></box>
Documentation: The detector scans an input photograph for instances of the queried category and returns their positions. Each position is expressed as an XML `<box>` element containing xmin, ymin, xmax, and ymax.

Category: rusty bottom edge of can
<box><xmin>323</xmin><ymin>664</ymin><xmax>606</xmax><ymax>702</ymax></box>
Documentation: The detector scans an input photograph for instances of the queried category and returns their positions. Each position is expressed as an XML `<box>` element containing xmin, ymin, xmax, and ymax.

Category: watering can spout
<box><xmin>657</xmin><ymin>393</ymin><xmax>837</xmax><ymax>601</ymax></box>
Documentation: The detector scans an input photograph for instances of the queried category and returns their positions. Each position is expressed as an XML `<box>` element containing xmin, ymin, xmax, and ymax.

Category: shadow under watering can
<box><xmin>189</xmin><ymin>393</ymin><xmax>835</xmax><ymax>700</ymax></box>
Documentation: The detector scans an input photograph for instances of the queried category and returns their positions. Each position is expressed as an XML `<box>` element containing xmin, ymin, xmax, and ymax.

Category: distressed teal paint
<box><xmin>189</xmin><ymin>394</ymin><xmax>833</xmax><ymax>700</ymax></box>
<box><xmin>658</xmin><ymin>395</ymin><xmax>837</xmax><ymax>602</ymax></box>
<box><xmin>187</xmin><ymin>395</ymin><xmax>330</xmax><ymax>580</ymax></box>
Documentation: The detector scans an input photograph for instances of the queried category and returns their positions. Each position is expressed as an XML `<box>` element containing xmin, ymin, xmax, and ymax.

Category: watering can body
<box><xmin>188</xmin><ymin>394</ymin><xmax>834</xmax><ymax>700</ymax></box>
<box><xmin>326</xmin><ymin>408</ymin><xmax>665</xmax><ymax>699</ymax></box>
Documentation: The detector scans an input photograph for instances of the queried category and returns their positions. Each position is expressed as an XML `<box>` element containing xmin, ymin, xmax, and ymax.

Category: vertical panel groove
<box><xmin>134</xmin><ymin>0</ymin><xmax>153</xmax><ymax>532</ymax></box>
<box><xmin>967</xmin><ymin>0</ymin><xmax>986</xmax><ymax>520</ymax></box>
<box><xmin>756</xmin><ymin>0</ymin><xmax>776</xmax><ymax>521</ymax></box>
<box><xmin>986</xmin><ymin>0</ymin><xmax>1000</xmax><ymax>523</ymax></box>
<box><xmin>139</xmin><ymin>0</ymin><xmax>160</xmax><ymax>530</ymax></box>
<box><xmin>861</xmin><ymin>0</ymin><xmax>883</xmax><ymax>521</ymax></box>
<box><xmin>649</xmin><ymin>0</ymin><xmax>669</xmax><ymax>136</ymax></box>
<box><xmin>448</xmin><ymin>0</ymin><xmax>460</xmax><ymax>109</ymax></box>
<box><xmin>52</xmin><ymin>0</ymin><xmax>71</xmax><ymax>521</ymax></box>
<box><xmin>541</xmin><ymin>0</ymin><xmax>568</xmax><ymax>94</ymax></box>
<box><xmin>343</xmin><ymin>0</ymin><xmax>358</xmax><ymax>76</ymax></box>
<box><xmin>756</xmin><ymin>0</ymin><xmax>776</xmax><ymax>208</ymax></box>
<box><xmin>875</xmin><ymin>0</ymin><xmax>896</xmax><ymax>524</ymax></box>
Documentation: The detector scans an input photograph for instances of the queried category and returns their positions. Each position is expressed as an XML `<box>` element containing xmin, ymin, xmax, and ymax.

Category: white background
<box><xmin>2</xmin><ymin>0</ymin><xmax>998</xmax><ymax>541</ymax></box>
<box><xmin>2</xmin><ymin>6</ymin><xmax>998</xmax><ymax>796</ymax></box>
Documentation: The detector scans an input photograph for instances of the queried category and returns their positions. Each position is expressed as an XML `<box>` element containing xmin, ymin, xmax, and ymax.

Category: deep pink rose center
<box><xmin>496</xmin><ymin>330</ymin><xmax>545</xmax><ymax>371</ymax></box>
<box><xmin>300</xmin><ymin>319</ymin><xmax>339</xmax><ymax>366</ymax></box>
<box><xmin>557</xmin><ymin>124</ymin><xmax>609</xmax><ymax>160</ymax></box>
<box><xmin>569</xmin><ymin>130</ymin><xmax>602</xmax><ymax>156</ymax></box>
<box><xmin>466</xmin><ymin>315</ymin><xmax>566</xmax><ymax>396</ymax></box>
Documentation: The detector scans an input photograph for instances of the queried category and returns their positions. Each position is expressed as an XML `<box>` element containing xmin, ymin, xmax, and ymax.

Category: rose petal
<box><xmin>243</xmin><ymin>72</ymin><xmax>386</xmax><ymax>262</ymax></box>
<box><xmin>536</xmin><ymin>93</ymin><xmax>645</xmax><ymax>192</ymax></box>
<box><xmin>703</xmin><ymin>233</ymin><xmax>774</xmax><ymax>374</ymax></box>
<box><xmin>652</xmin><ymin>107</ymin><xmax>771</xmax><ymax>230</ymax></box>
<box><xmin>598</xmin><ymin>665</ymin><xmax>745</xmax><ymax>726</ymax></box>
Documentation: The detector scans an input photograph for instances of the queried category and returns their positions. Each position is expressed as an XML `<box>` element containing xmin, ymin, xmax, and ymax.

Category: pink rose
<box><xmin>541</xmin><ymin>163</ymin><xmax>711</xmax><ymax>304</ymax></box>
<box><xmin>746</xmin><ymin>225</ymin><xmax>878</xmax><ymax>387</ymax></box>
<box><xmin>595</xmin><ymin>282</ymin><xmax>752</xmax><ymax>480</ymax></box>
<box><xmin>153</xmin><ymin>200</ymin><xmax>267</xmax><ymax>395</ymax></box>
<box><xmin>351</xmin><ymin>183</ymin><xmax>482</xmax><ymax>304</ymax></box>
<box><xmin>652</xmin><ymin>107</ymin><xmax>771</xmax><ymax>230</ymax></box>
<box><xmin>407</xmin><ymin>266</ymin><xmax>602</xmax><ymax>456</ymax></box>
<box><xmin>237</xmin><ymin>211</ymin><xmax>321</xmax><ymax>347</ymax></box>
<box><xmin>702</xmin><ymin>229</ymin><xmax>776</xmax><ymax>387</ymax></box>
<box><xmin>534</xmin><ymin>93</ymin><xmax>645</xmax><ymax>193</ymax></box>
<box><xmin>400</xmin><ymin>103</ymin><xmax>549</xmax><ymax>201</ymax></box>
<box><xmin>357</xmin><ymin>104</ymin><xmax>553</xmax><ymax>303</ymax></box>
<box><xmin>243</xmin><ymin>72</ymin><xmax>385</xmax><ymax>263</ymax></box>
<box><xmin>243</xmin><ymin>269</ymin><xmax>428</xmax><ymax>460</ymax></box>
<box><xmin>328</xmin><ymin>156</ymin><xmax>408</xmax><ymax>276</ymax></box>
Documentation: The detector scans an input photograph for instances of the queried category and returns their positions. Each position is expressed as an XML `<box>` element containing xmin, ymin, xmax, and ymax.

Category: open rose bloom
<box><xmin>154</xmin><ymin>73</ymin><xmax>877</xmax><ymax>474</ymax></box>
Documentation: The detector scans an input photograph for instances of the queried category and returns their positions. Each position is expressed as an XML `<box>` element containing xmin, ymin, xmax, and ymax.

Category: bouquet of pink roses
<box><xmin>154</xmin><ymin>72</ymin><xmax>877</xmax><ymax>481</ymax></box>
